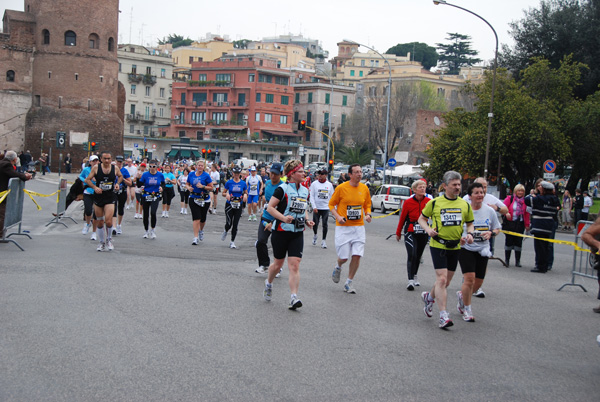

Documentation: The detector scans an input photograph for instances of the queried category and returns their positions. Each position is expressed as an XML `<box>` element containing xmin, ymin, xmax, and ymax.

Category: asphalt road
<box><xmin>1</xmin><ymin>175</ymin><xmax>599</xmax><ymax>401</ymax></box>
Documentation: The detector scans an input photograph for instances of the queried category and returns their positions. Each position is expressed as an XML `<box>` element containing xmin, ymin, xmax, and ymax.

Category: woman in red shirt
<box><xmin>396</xmin><ymin>180</ymin><xmax>431</xmax><ymax>290</ymax></box>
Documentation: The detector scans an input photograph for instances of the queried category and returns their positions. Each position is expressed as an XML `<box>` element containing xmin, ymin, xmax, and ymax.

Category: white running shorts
<box><xmin>335</xmin><ymin>225</ymin><xmax>366</xmax><ymax>259</ymax></box>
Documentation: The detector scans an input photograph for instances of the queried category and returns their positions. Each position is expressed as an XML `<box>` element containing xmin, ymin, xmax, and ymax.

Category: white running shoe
<box><xmin>264</xmin><ymin>279</ymin><xmax>272</xmax><ymax>301</ymax></box>
<box><xmin>312</xmin><ymin>234</ymin><xmax>317</xmax><ymax>245</ymax></box>
<box><xmin>275</xmin><ymin>268</ymin><xmax>282</xmax><ymax>278</ymax></box>
<box><xmin>255</xmin><ymin>266</ymin><xmax>268</xmax><ymax>274</ymax></box>
<box><xmin>421</xmin><ymin>291</ymin><xmax>434</xmax><ymax>318</ymax></box>
<box><xmin>289</xmin><ymin>295</ymin><xmax>303</xmax><ymax>310</ymax></box>
<box><xmin>344</xmin><ymin>282</ymin><xmax>356</xmax><ymax>294</ymax></box>
<box><xmin>457</xmin><ymin>291</ymin><xmax>465</xmax><ymax>314</ymax></box>
<box><xmin>253</xmin><ymin>215</ymin><xmax>258</xmax><ymax>221</ymax></box>
<box><xmin>165</xmin><ymin>211</ymin><xmax>169</xmax><ymax>218</ymax></box>
<box><xmin>198</xmin><ymin>231</ymin><xmax>204</xmax><ymax>241</ymax></box>
<box><xmin>473</xmin><ymin>288</ymin><xmax>486</xmax><ymax>298</ymax></box>
<box><xmin>332</xmin><ymin>266</ymin><xmax>342</xmax><ymax>283</ymax></box>
<box><xmin>221</xmin><ymin>231</ymin><xmax>227</xmax><ymax>241</ymax></box>
<box><xmin>90</xmin><ymin>232</ymin><xmax>97</xmax><ymax>241</ymax></box>
<box><xmin>439</xmin><ymin>311</ymin><xmax>454</xmax><ymax>329</ymax></box>
<box><xmin>321</xmin><ymin>240</ymin><xmax>327</xmax><ymax>249</ymax></box>
<box><xmin>192</xmin><ymin>237</ymin><xmax>199</xmax><ymax>245</ymax></box>
<box><xmin>149</xmin><ymin>229</ymin><xmax>156</xmax><ymax>239</ymax></box>
<box><xmin>414</xmin><ymin>275</ymin><xmax>420</xmax><ymax>286</ymax></box>
<box><xmin>161</xmin><ymin>211</ymin><xmax>165</xmax><ymax>218</ymax></box>
<box><xmin>407</xmin><ymin>280</ymin><xmax>415</xmax><ymax>291</ymax></box>
<box><xmin>143</xmin><ymin>231</ymin><xmax>149</xmax><ymax>239</ymax></box>
<box><xmin>96</xmin><ymin>242</ymin><xmax>106</xmax><ymax>252</ymax></box>
<box><xmin>82</xmin><ymin>223</ymin><xmax>91</xmax><ymax>235</ymax></box>
<box><xmin>229</xmin><ymin>241</ymin><xmax>236</xmax><ymax>249</ymax></box>
<box><xmin>180</xmin><ymin>209</ymin><xmax>184</xmax><ymax>214</ymax></box>
<box><xmin>116</xmin><ymin>225</ymin><xmax>122</xmax><ymax>235</ymax></box>
<box><xmin>462</xmin><ymin>308</ymin><xmax>475</xmax><ymax>322</ymax></box>
<box><xmin>184</xmin><ymin>209</ymin><xmax>188</xmax><ymax>215</ymax></box>
<box><xmin>248</xmin><ymin>215</ymin><xmax>253</xmax><ymax>221</ymax></box>
<box><xmin>106</xmin><ymin>239</ymin><xmax>114</xmax><ymax>251</ymax></box>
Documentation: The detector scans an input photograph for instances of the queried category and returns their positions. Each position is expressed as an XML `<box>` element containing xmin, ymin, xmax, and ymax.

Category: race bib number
<box><xmin>440</xmin><ymin>208</ymin><xmax>461</xmax><ymax>226</ymax></box>
<box><xmin>144</xmin><ymin>194</ymin><xmax>158</xmax><ymax>202</ymax></box>
<box><xmin>413</xmin><ymin>223</ymin><xmax>425</xmax><ymax>234</ymax></box>
<box><xmin>473</xmin><ymin>225</ymin><xmax>490</xmax><ymax>242</ymax></box>
<box><xmin>100</xmin><ymin>181</ymin><xmax>113</xmax><ymax>191</ymax></box>
<box><xmin>347</xmin><ymin>205</ymin><xmax>362</xmax><ymax>220</ymax></box>
<box><xmin>231</xmin><ymin>197</ymin><xmax>242</xmax><ymax>209</ymax></box>
<box><xmin>289</xmin><ymin>196</ymin><xmax>307</xmax><ymax>214</ymax></box>
<box><xmin>193</xmin><ymin>198</ymin><xmax>206</xmax><ymax>207</ymax></box>
<box><xmin>317</xmin><ymin>189</ymin><xmax>329</xmax><ymax>199</ymax></box>
<box><xmin>250</xmin><ymin>184</ymin><xmax>257</xmax><ymax>192</ymax></box>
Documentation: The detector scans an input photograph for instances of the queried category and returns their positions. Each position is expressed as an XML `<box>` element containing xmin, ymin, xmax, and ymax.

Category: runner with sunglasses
<box><xmin>187</xmin><ymin>160</ymin><xmax>213</xmax><ymax>245</ymax></box>
<box><xmin>221</xmin><ymin>166</ymin><xmax>247</xmax><ymax>249</ymax></box>
<box><xmin>137</xmin><ymin>160</ymin><xmax>164</xmax><ymax>239</ymax></box>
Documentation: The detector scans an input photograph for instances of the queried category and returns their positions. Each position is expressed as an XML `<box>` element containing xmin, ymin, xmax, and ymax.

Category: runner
<box><xmin>309</xmin><ymin>168</ymin><xmax>334</xmax><ymax>249</ymax></box>
<box><xmin>258</xmin><ymin>167</ymin><xmax>269</xmax><ymax>212</ymax></box>
<box><xmin>137</xmin><ymin>160</ymin><xmax>164</xmax><ymax>239</ymax></box>
<box><xmin>133</xmin><ymin>163</ymin><xmax>146</xmax><ymax>219</ymax></box>
<box><xmin>396</xmin><ymin>179</ymin><xmax>431</xmax><ymax>290</ymax></box>
<box><xmin>255</xmin><ymin>162</ymin><xmax>284</xmax><ymax>274</ymax></box>
<box><xmin>124</xmin><ymin>158</ymin><xmax>137</xmax><ymax>209</ymax></box>
<box><xmin>113</xmin><ymin>156</ymin><xmax>132</xmax><ymax>235</ymax></box>
<box><xmin>84</xmin><ymin>151</ymin><xmax>123</xmax><ymax>251</ymax></box>
<box><xmin>329</xmin><ymin>164</ymin><xmax>372</xmax><ymax>294</ymax></box>
<box><xmin>221</xmin><ymin>166</ymin><xmax>248</xmax><ymax>249</ymax></box>
<box><xmin>209</xmin><ymin>163</ymin><xmax>221</xmax><ymax>214</ymax></box>
<box><xmin>177</xmin><ymin>166</ymin><xmax>190</xmax><ymax>214</ymax></box>
<box><xmin>187</xmin><ymin>160</ymin><xmax>213</xmax><ymax>245</ymax></box>
<box><xmin>80</xmin><ymin>155</ymin><xmax>99</xmax><ymax>239</ymax></box>
<box><xmin>456</xmin><ymin>182</ymin><xmax>500</xmax><ymax>322</ymax></box>
<box><xmin>418</xmin><ymin>171</ymin><xmax>474</xmax><ymax>329</ymax></box>
<box><xmin>246</xmin><ymin>166</ymin><xmax>262</xmax><ymax>221</ymax></box>
<box><xmin>161</xmin><ymin>164</ymin><xmax>176</xmax><ymax>218</ymax></box>
<box><xmin>263</xmin><ymin>160</ymin><xmax>314</xmax><ymax>309</ymax></box>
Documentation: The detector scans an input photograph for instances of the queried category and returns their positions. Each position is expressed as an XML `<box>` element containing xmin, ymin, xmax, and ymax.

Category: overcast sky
<box><xmin>3</xmin><ymin>0</ymin><xmax>543</xmax><ymax>63</ymax></box>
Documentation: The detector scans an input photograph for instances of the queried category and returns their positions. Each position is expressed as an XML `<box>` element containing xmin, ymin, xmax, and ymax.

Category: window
<box><xmin>159</xmin><ymin>108</ymin><xmax>164</xmax><ymax>117</ymax></box>
<box><xmin>64</xmin><ymin>30</ymin><xmax>76</xmax><ymax>46</ymax></box>
<box><xmin>342</xmin><ymin>95</ymin><xmax>348</xmax><ymax>106</ymax></box>
<box><xmin>144</xmin><ymin>126</ymin><xmax>149</xmax><ymax>135</ymax></box>
<box><xmin>280</xmin><ymin>115</ymin><xmax>288</xmax><ymax>124</ymax></box>
<box><xmin>215</xmin><ymin>73</ymin><xmax>231</xmax><ymax>83</ymax></box>
<box><xmin>305</xmin><ymin>132</ymin><xmax>311</xmax><ymax>142</ymax></box>
<box><xmin>256</xmin><ymin>93</ymin><xmax>261</xmax><ymax>102</ymax></box>
<box><xmin>130</xmin><ymin>105</ymin><xmax>136</xmax><ymax>115</ymax></box>
<box><xmin>145</xmin><ymin>86</ymin><xmax>150</xmax><ymax>96</ymax></box>
<box><xmin>6</xmin><ymin>70</ymin><xmax>15</xmax><ymax>82</ymax></box>
<box><xmin>437</xmin><ymin>88</ymin><xmax>445</xmax><ymax>97</ymax></box>
<box><xmin>198</xmin><ymin>74</ymin><xmax>207</xmax><ymax>81</ymax></box>
<box><xmin>307</xmin><ymin>111</ymin><xmax>312</xmax><ymax>125</ymax></box>
<box><xmin>189</xmin><ymin>56</ymin><xmax>194</xmax><ymax>64</ymax></box>
<box><xmin>295</xmin><ymin>93</ymin><xmax>300</xmax><ymax>103</ymax></box>
<box><xmin>281</xmin><ymin>95</ymin><xmax>289</xmax><ymax>105</ymax></box>
<box><xmin>258</xmin><ymin>74</ymin><xmax>272</xmax><ymax>83</ymax></box>
<box><xmin>265</xmin><ymin>114</ymin><xmax>272</xmax><ymax>123</ymax></box>
<box><xmin>376</xmin><ymin>60</ymin><xmax>379</xmax><ymax>67</ymax></box>
<box><xmin>212</xmin><ymin>112</ymin><xmax>227</xmax><ymax>123</ymax></box>
<box><xmin>308</xmin><ymin>93</ymin><xmax>313</xmax><ymax>103</ymax></box>
<box><xmin>145</xmin><ymin>106</ymin><xmax>150</xmax><ymax>120</ymax></box>
<box><xmin>361</xmin><ymin>60</ymin><xmax>365</xmax><ymax>67</ymax></box>
<box><xmin>179</xmin><ymin>131</ymin><xmax>186</xmax><ymax>138</ymax></box>
<box><xmin>179</xmin><ymin>113</ymin><xmax>185</xmax><ymax>123</ymax></box>
<box><xmin>275</xmin><ymin>76</ymin><xmax>288</xmax><ymax>85</ymax></box>
<box><xmin>341</xmin><ymin>114</ymin><xmax>347</xmax><ymax>127</ymax></box>
<box><xmin>265</xmin><ymin>94</ymin><xmax>274</xmax><ymax>103</ymax></box>
<box><xmin>325</xmin><ymin>93</ymin><xmax>330</xmax><ymax>104</ymax></box>
<box><xmin>88</xmin><ymin>33</ymin><xmax>99</xmax><ymax>49</ymax></box>
<box><xmin>130</xmin><ymin>84</ymin><xmax>136</xmax><ymax>95</ymax></box>
<box><xmin>350</xmin><ymin>70</ymin><xmax>355</xmax><ymax>77</ymax></box>
<box><xmin>146</xmin><ymin>66</ymin><xmax>151</xmax><ymax>75</ymax></box>
<box><xmin>192</xmin><ymin>92</ymin><xmax>207</xmax><ymax>105</ymax></box>
<box><xmin>359</xmin><ymin>71</ymin><xmax>363</xmax><ymax>77</ymax></box>
<box><xmin>108</xmin><ymin>37</ymin><xmax>114</xmax><ymax>51</ymax></box>
<box><xmin>129</xmin><ymin>125</ymin><xmax>134</xmax><ymax>134</ymax></box>
<box><xmin>324</xmin><ymin>112</ymin><xmax>329</xmax><ymax>126</ymax></box>
<box><xmin>249</xmin><ymin>73</ymin><xmax>255</xmax><ymax>82</ymax></box>
<box><xmin>159</xmin><ymin>88</ymin><xmax>165</xmax><ymax>98</ymax></box>
<box><xmin>255</xmin><ymin>112</ymin><xmax>260</xmax><ymax>122</ymax></box>
<box><xmin>213</xmin><ymin>93</ymin><xmax>228</xmax><ymax>103</ymax></box>
<box><xmin>181</xmin><ymin>93</ymin><xmax>186</xmax><ymax>106</ymax></box>
<box><xmin>238</xmin><ymin>93</ymin><xmax>246</xmax><ymax>105</ymax></box>
<box><xmin>131</xmin><ymin>64</ymin><xmax>137</xmax><ymax>74</ymax></box>
<box><xmin>42</xmin><ymin>29</ymin><xmax>50</xmax><ymax>45</ymax></box>
<box><xmin>119</xmin><ymin>63</ymin><xmax>121</xmax><ymax>72</ymax></box>
<box><xmin>294</xmin><ymin>111</ymin><xmax>299</xmax><ymax>122</ymax></box>
<box><xmin>191</xmin><ymin>112</ymin><xmax>206</xmax><ymax>124</ymax></box>
<box><xmin>161</xmin><ymin>68</ymin><xmax>166</xmax><ymax>78</ymax></box>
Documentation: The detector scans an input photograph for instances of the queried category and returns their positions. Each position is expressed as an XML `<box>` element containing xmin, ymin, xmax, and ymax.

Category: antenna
<box><xmin>129</xmin><ymin>7</ymin><xmax>133</xmax><ymax>44</ymax></box>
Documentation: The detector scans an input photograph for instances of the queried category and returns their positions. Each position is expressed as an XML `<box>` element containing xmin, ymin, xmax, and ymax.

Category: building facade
<box><xmin>118</xmin><ymin>44</ymin><xmax>173</xmax><ymax>160</ymax></box>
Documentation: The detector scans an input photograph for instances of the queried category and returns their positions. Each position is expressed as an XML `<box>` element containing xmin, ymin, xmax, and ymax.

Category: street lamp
<box><xmin>344</xmin><ymin>39</ymin><xmax>391</xmax><ymax>185</ymax></box>
<box><xmin>433</xmin><ymin>0</ymin><xmax>498</xmax><ymax>178</ymax></box>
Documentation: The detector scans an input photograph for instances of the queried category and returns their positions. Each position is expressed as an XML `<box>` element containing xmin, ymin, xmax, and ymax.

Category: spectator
<box><xmin>582</xmin><ymin>190</ymin><xmax>593</xmax><ymax>221</ymax></box>
<box><xmin>0</xmin><ymin>151</ymin><xmax>32</xmax><ymax>234</ymax></box>
<box><xmin>574</xmin><ymin>188</ymin><xmax>584</xmax><ymax>224</ymax></box>
<box><xmin>561</xmin><ymin>190</ymin><xmax>573</xmax><ymax>230</ymax></box>
<box><xmin>64</xmin><ymin>153</ymin><xmax>72</xmax><ymax>173</ymax></box>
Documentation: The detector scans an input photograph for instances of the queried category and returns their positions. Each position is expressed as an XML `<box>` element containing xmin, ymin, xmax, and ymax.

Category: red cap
<box><xmin>140</xmin><ymin>163</ymin><xmax>146</xmax><ymax>167</ymax></box>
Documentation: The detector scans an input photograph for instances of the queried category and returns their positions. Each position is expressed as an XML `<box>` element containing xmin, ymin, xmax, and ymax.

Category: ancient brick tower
<box><xmin>2</xmin><ymin>0</ymin><xmax>124</xmax><ymax>170</ymax></box>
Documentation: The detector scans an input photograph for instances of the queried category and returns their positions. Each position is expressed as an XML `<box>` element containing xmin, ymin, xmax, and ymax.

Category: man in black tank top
<box><xmin>85</xmin><ymin>151</ymin><xmax>123</xmax><ymax>252</ymax></box>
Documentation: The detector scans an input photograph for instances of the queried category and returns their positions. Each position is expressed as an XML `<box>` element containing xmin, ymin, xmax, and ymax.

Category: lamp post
<box><xmin>315</xmin><ymin>67</ymin><xmax>335</xmax><ymax>164</ymax></box>
<box><xmin>344</xmin><ymin>39</ymin><xmax>391</xmax><ymax>185</ymax></box>
<box><xmin>433</xmin><ymin>0</ymin><xmax>498</xmax><ymax>178</ymax></box>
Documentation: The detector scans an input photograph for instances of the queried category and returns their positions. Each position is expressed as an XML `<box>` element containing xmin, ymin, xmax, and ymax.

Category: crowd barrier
<box><xmin>1</xmin><ymin>178</ymin><xmax>31</xmax><ymax>251</ymax></box>
<box><xmin>558</xmin><ymin>220</ymin><xmax>598</xmax><ymax>292</ymax></box>
<box><xmin>46</xmin><ymin>178</ymin><xmax>77</xmax><ymax>227</ymax></box>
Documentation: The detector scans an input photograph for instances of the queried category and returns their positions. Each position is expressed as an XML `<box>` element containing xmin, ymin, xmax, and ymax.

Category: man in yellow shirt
<box><xmin>329</xmin><ymin>164</ymin><xmax>372</xmax><ymax>293</ymax></box>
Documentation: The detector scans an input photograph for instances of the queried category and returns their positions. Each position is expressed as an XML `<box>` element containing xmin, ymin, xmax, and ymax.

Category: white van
<box><xmin>233</xmin><ymin>158</ymin><xmax>259</xmax><ymax>168</ymax></box>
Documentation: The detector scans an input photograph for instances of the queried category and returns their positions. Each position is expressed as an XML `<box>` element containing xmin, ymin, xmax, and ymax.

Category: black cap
<box><xmin>115</xmin><ymin>155</ymin><xmax>124</xmax><ymax>161</ymax></box>
<box><xmin>317</xmin><ymin>168</ymin><xmax>328</xmax><ymax>175</ymax></box>
<box><xmin>232</xmin><ymin>165</ymin><xmax>242</xmax><ymax>173</ymax></box>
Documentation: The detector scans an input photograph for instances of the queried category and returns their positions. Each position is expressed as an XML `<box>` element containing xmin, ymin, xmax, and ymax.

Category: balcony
<box><xmin>128</xmin><ymin>73</ymin><xmax>142</xmax><ymax>83</ymax></box>
<box><xmin>188</xmin><ymin>80</ymin><xmax>233</xmax><ymax>87</ymax></box>
<box><xmin>142</xmin><ymin>74</ymin><xmax>157</xmax><ymax>86</ymax></box>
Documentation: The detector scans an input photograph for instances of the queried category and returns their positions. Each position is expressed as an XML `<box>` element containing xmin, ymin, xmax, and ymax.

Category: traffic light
<box><xmin>298</xmin><ymin>120</ymin><xmax>306</xmax><ymax>131</ymax></box>
<box><xmin>328</xmin><ymin>159</ymin><xmax>334</xmax><ymax>172</ymax></box>
<box><xmin>91</xmin><ymin>141</ymin><xmax>97</xmax><ymax>151</ymax></box>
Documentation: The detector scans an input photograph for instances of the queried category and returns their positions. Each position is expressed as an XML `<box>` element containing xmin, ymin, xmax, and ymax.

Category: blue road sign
<box><xmin>388</xmin><ymin>158</ymin><xmax>397</xmax><ymax>168</ymax></box>
<box><xmin>134</xmin><ymin>143</ymin><xmax>138</xmax><ymax>148</ymax></box>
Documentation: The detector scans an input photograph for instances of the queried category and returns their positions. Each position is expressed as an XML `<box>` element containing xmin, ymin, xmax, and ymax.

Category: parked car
<box><xmin>371</xmin><ymin>184</ymin><xmax>412</xmax><ymax>213</ymax></box>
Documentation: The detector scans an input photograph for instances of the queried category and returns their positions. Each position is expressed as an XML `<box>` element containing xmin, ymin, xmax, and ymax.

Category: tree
<box><xmin>436</xmin><ymin>33</ymin><xmax>482</xmax><ymax>75</ymax></box>
<box><xmin>335</xmin><ymin>143</ymin><xmax>374</xmax><ymax>166</ymax></box>
<box><xmin>158</xmin><ymin>34</ymin><xmax>193</xmax><ymax>48</ymax></box>
<box><xmin>386</xmin><ymin>42</ymin><xmax>439</xmax><ymax>70</ymax></box>
<box><xmin>233</xmin><ymin>39</ymin><xmax>251</xmax><ymax>49</ymax></box>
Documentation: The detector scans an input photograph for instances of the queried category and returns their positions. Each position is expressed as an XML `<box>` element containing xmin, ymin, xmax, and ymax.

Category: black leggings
<box><xmin>404</xmin><ymin>232</ymin><xmax>429</xmax><ymax>280</ymax></box>
<box><xmin>224</xmin><ymin>203</ymin><xmax>243</xmax><ymax>241</ymax></box>
<box><xmin>142</xmin><ymin>198</ymin><xmax>160</xmax><ymax>230</ymax></box>
<box><xmin>504</xmin><ymin>220</ymin><xmax>525</xmax><ymax>251</ymax></box>
<box><xmin>180</xmin><ymin>190</ymin><xmax>190</xmax><ymax>204</ymax></box>
<box><xmin>114</xmin><ymin>191</ymin><xmax>127</xmax><ymax>217</ymax></box>
<box><xmin>312</xmin><ymin>209</ymin><xmax>329</xmax><ymax>239</ymax></box>
<box><xmin>162</xmin><ymin>187</ymin><xmax>175</xmax><ymax>206</ymax></box>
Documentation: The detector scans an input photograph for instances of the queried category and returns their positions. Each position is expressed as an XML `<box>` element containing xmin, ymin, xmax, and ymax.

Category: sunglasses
<box><xmin>149</xmin><ymin>165</ymin><xmax>157</xmax><ymax>168</ymax></box>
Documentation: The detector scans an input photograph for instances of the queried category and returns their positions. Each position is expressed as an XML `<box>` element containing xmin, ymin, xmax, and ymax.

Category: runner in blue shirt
<box><xmin>137</xmin><ymin>160</ymin><xmax>164</xmax><ymax>239</ymax></box>
<box><xmin>161</xmin><ymin>164</ymin><xmax>177</xmax><ymax>218</ymax></box>
<box><xmin>186</xmin><ymin>160</ymin><xmax>213</xmax><ymax>245</ymax></box>
<box><xmin>79</xmin><ymin>155</ymin><xmax>99</xmax><ymax>238</ymax></box>
<box><xmin>113</xmin><ymin>156</ymin><xmax>132</xmax><ymax>235</ymax></box>
<box><xmin>255</xmin><ymin>162</ymin><xmax>284</xmax><ymax>274</ymax></box>
<box><xmin>221</xmin><ymin>165</ymin><xmax>248</xmax><ymax>249</ymax></box>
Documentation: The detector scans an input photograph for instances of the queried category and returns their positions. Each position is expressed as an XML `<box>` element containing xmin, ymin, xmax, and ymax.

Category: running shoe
<box><xmin>248</xmin><ymin>215</ymin><xmax>253</xmax><ymax>221</ymax></box>
<box><xmin>199</xmin><ymin>231</ymin><xmax>204</xmax><ymax>241</ymax></box>
<box><xmin>96</xmin><ymin>242</ymin><xmax>106</xmax><ymax>252</ymax></box>
<box><xmin>332</xmin><ymin>266</ymin><xmax>342</xmax><ymax>283</ymax></box>
<box><xmin>150</xmin><ymin>229</ymin><xmax>156</xmax><ymax>239</ymax></box>
<box><xmin>230</xmin><ymin>241</ymin><xmax>236</xmax><ymax>249</ymax></box>
<box><xmin>255</xmin><ymin>266</ymin><xmax>268</xmax><ymax>274</ymax></box>
<box><xmin>312</xmin><ymin>234</ymin><xmax>317</xmax><ymax>245</ymax></box>
<box><xmin>112</xmin><ymin>228</ymin><xmax>117</xmax><ymax>236</ymax></box>
<box><xmin>208</xmin><ymin>208</ymin><xmax>214</xmax><ymax>214</ymax></box>
<box><xmin>90</xmin><ymin>233</ymin><xmax>97</xmax><ymax>241</ymax></box>
<box><xmin>192</xmin><ymin>237</ymin><xmax>199</xmax><ymax>245</ymax></box>
<box><xmin>180</xmin><ymin>209</ymin><xmax>184</xmax><ymax>214</ymax></box>
<box><xmin>161</xmin><ymin>211</ymin><xmax>165</xmax><ymax>218</ymax></box>
<box><xmin>439</xmin><ymin>311</ymin><xmax>454</xmax><ymax>329</ymax></box>
<box><xmin>462</xmin><ymin>309</ymin><xmax>475</xmax><ymax>322</ymax></box>
<box><xmin>263</xmin><ymin>280</ymin><xmax>272</xmax><ymax>301</ymax></box>
<box><xmin>116</xmin><ymin>225</ymin><xmax>122</xmax><ymax>235</ymax></box>
<box><xmin>289</xmin><ymin>295</ymin><xmax>303</xmax><ymax>310</ymax></box>
<box><xmin>344</xmin><ymin>282</ymin><xmax>356</xmax><ymax>294</ymax></box>
<box><xmin>165</xmin><ymin>211</ymin><xmax>169</xmax><ymax>218</ymax></box>
<box><xmin>221</xmin><ymin>231</ymin><xmax>227</xmax><ymax>241</ymax></box>
<box><xmin>143</xmin><ymin>231</ymin><xmax>149</xmax><ymax>239</ymax></box>
<box><xmin>407</xmin><ymin>280</ymin><xmax>415</xmax><ymax>291</ymax></box>
<box><xmin>253</xmin><ymin>215</ymin><xmax>258</xmax><ymax>221</ymax></box>
<box><xmin>473</xmin><ymin>288</ymin><xmax>486</xmax><ymax>298</ymax></box>
<box><xmin>275</xmin><ymin>268</ymin><xmax>282</xmax><ymax>278</ymax></box>
<box><xmin>421</xmin><ymin>291</ymin><xmax>434</xmax><ymax>318</ymax></box>
<box><xmin>184</xmin><ymin>209</ymin><xmax>188</xmax><ymax>215</ymax></box>
<box><xmin>106</xmin><ymin>239</ymin><xmax>114</xmax><ymax>251</ymax></box>
<box><xmin>414</xmin><ymin>275</ymin><xmax>420</xmax><ymax>286</ymax></box>
<box><xmin>456</xmin><ymin>291</ymin><xmax>465</xmax><ymax>314</ymax></box>
<box><xmin>82</xmin><ymin>223</ymin><xmax>91</xmax><ymax>235</ymax></box>
<box><xmin>321</xmin><ymin>240</ymin><xmax>327</xmax><ymax>249</ymax></box>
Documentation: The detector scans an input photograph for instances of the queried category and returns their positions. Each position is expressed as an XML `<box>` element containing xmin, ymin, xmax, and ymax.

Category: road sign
<box><xmin>543</xmin><ymin>159</ymin><xmax>556</xmax><ymax>173</ymax></box>
<box><xmin>388</xmin><ymin>158</ymin><xmax>397</xmax><ymax>167</ymax></box>
<box><xmin>134</xmin><ymin>143</ymin><xmax>138</xmax><ymax>148</ymax></box>
<box><xmin>152</xmin><ymin>144</ymin><xmax>156</xmax><ymax>149</ymax></box>
<box><xmin>144</xmin><ymin>137</ymin><xmax>147</xmax><ymax>143</ymax></box>
<box><xmin>56</xmin><ymin>131</ymin><xmax>65</xmax><ymax>149</ymax></box>
<box><xmin>543</xmin><ymin>173</ymin><xmax>555</xmax><ymax>179</ymax></box>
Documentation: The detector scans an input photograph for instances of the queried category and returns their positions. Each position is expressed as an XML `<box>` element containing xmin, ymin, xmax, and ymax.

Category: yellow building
<box><xmin>221</xmin><ymin>41</ymin><xmax>315</xmax><ymax>70</ymax></box>
<box><xmin>172</xmin><ymin>40</ymin><xmax>235</xmax><ymax>68</ymax></box>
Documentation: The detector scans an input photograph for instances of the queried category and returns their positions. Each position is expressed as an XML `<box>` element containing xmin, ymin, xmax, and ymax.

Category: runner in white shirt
<box><xmin>246</xmin><ymin>166</ymin><xmax>262</xmax><ymax>221</ymax></box>
<box><xmin>125</xmin><ymin>158</ymin><xmax>138</xmax><ymax>209</ymax></box>
<box><xmin>309</xmin><ymin>168</ymin><xmax>335</xmax><ymax>248</ymax></box>
<box><xmin>209</xmin><ymin>163</ymin><xmax>221</xmax><ymax>214</ymax></box>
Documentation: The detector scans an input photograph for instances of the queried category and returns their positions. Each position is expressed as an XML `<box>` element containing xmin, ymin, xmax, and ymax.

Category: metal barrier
<box><xmin>1</xmin><ymin>178</ymin><xmax>31</xmax><ymax>251</ymax></box>
<box><xmin>558</xmin><ymin>220</ymin><xmax>598</xmax><ymax>292</ymax></box>
<box><xmin>46</xmin><ymin>178</ymin><xmax>77</xmax><ymax>227</ymax></box>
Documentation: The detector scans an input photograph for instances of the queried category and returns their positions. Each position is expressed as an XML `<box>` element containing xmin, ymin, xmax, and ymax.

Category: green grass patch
<box><xmin>590</xmin><ymin>198</ymin><xmax>600</xmax><ymax>214</ymax></box>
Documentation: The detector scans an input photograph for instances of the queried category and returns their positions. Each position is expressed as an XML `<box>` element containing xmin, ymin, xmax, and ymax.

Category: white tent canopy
<box><xmin>384</xmin><ymin>164</ymin><xmax>424</xmax><ymax>178</ymax></box>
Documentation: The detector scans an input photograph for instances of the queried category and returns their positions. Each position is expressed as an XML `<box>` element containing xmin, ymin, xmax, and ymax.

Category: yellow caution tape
<box><xmin>0</xmin><ymin>189</ymin><xmax>10</xmax><ymax>204</ymax></box>
<box><xmin>373</xmin><ymin>209</ymin><xmax>400</xmax><ymax>219</ymax></box>
<box><xmin>22</xmin><ymin>189</ymin><xmax>59</xmax><ymax>211</ymax></box>
<box><xmin>501</xmin><ymin>229</ymin><xmax>596</xmax><ymax>254</ymax></box>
